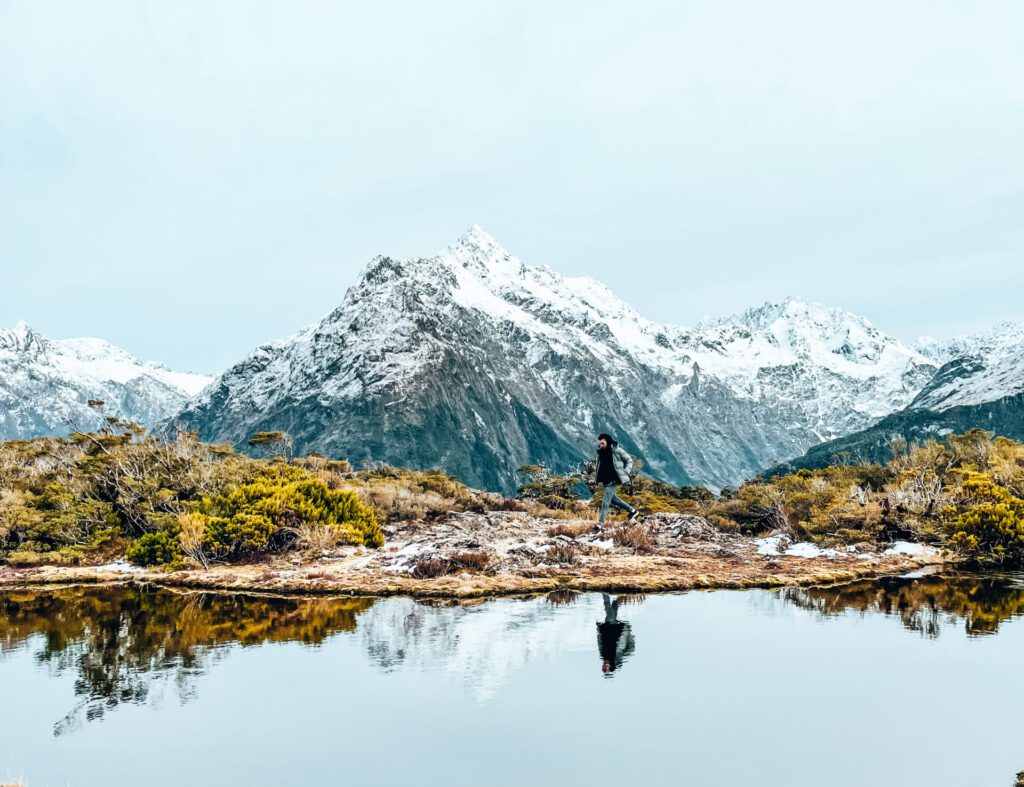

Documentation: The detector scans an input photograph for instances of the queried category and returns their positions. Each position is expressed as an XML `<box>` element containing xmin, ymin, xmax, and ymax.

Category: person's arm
<box><xmin>617</xmin><ymin>446</ymin><xmax>634</xmax><ymax>477</ymax></box>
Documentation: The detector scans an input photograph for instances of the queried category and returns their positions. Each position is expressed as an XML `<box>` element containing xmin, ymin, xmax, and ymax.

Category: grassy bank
<box><xmin>1</xmin><ymin>419</ymin><xmax>1022</xmax><ymax>575</ymax></box>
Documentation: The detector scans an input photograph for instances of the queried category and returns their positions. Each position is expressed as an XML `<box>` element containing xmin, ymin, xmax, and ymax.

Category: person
<box><xmin>593</xmin><ymin>432</ymin><xmax>639</xmax><ymax>529</ymax></box>
<box><xmin>596</xmin><ymin>593</ymin><xmax>635</xmax><ymax>674</ymax></box>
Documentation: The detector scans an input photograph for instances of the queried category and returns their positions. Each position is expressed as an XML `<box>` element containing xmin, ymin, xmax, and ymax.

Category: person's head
<box><xmin>602</xmin><ymin>660</ymin><xmax>613</xmax><ymax>673</ymax></box>
<box><xmin>597</xmin><ymin>432</ymin><xmax>615</xmax><ymax>450</ymax></box>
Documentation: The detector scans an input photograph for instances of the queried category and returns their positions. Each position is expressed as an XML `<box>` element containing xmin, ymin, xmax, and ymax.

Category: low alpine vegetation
<box><xmin>516</xmin><ymin>430</ymin><xmax>1024</xmax><ymax>567</ymax></box>
<box><xmin>0</xmin><ymin>416</ymin><xmax>381</xmax><ymax>569</ymax></box>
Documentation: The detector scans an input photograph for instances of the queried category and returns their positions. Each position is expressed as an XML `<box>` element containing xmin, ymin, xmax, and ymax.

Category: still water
<box><xmin>1</xmin><ymin>573</ymin><xmax>1022</xmax><ymax>787</ymax></box>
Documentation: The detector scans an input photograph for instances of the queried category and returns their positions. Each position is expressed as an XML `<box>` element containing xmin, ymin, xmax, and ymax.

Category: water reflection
<box><xmin>354</xmin><ymin>593</ymin><xmax>600</xmax><ymax>700</ymax></box>
<box><xmin>779</xmin><ymin>572</ymin><xmax>1024</xmax><ymax>637</ymax></box>
<box><xmin>597</xmin><ymin>594</ymin><xmax>635</xmax><ymax>674</ymax></box>
<box><xmin>0</xmin><ymin>586</ymin><xmax>374</xmax><ymax>735</ymax></box>
<box><xmin>1</xmin><ymin>573</ymin><xmax>1022</xmax><ymax>735</ymax></box>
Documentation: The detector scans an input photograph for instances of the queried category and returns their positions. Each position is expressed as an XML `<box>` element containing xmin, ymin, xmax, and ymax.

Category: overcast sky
<box><xmin>2</xmin><ymin>0</ymin><xmax>1022</xmax><ymax>373</ymax></box>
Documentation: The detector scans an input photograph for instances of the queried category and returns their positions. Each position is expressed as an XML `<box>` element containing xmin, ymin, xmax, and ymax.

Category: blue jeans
<box><xmin>599</xmin><ymin>483</ymin><xmax>635</xmax><ymax>524</ymax></box>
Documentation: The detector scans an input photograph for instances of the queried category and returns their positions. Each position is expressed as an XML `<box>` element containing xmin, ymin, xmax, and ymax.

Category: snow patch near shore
<box><xmin>755</xmin><ymin>536</ymin><xmax>843</xmax><ymax>559</ymax></box>
<box><xmin>883</xmin><ymin>541</ymin><xmax>939</xmax><ymax>557</ymax></box>
<box><xmin>92</xmin><ymin>560</ymin><xmax>146</xmax><ymax>573</ymax></box>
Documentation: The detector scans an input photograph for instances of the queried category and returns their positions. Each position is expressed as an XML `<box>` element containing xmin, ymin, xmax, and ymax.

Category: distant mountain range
<box><xmin>771</xmin><ymin>321</ymin><xmax>1024</xmax><ymax>473</ymax></box>
<box><xmin>5</xmin><ymin>227</ymin><xmax>1021</xmax><ymax>493</ymax></box>
<box><xmin>163</xmin><ymin>226</ymin><xmax>959</xmax><ymax>492</ymax></box>
<box><xmin>0</xmin><ymin>321</ymin><xmax>210</xmax><ymax>438</ymax></box>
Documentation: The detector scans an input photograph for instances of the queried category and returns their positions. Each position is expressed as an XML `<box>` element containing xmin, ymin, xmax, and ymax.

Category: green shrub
<box><xmin>944</xmin><ymin>472</ymin><xmax>1024</xmax><ymax>565</ymax></box>
<box><xmin>0</xmin><ymin>426</ymin><xmax>383</xmax><ymax>567</ymax></box>
<box><xmin>196</xmin><ymin>465</ymin><xmax>383</xmax><ymax>560</ymax></box>
<box><xmin>126</xmin><ymin>528</ymin><xmax>183</xmax><ymax>567</ymax></box>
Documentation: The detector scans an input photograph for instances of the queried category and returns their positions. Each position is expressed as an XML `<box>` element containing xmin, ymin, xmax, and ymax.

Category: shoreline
<box><xmin>0</xmin><ymin>556</ymin><xmax>946</xmax><ymax>599</ymax></box>
<box><xmin>0</xmin><ymin>510</ymin><xmax>948</xmax><ymax>599</ymax></box>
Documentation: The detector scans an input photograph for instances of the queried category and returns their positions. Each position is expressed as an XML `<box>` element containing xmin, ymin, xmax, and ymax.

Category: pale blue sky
<box><xmin>2</xmin><ymin>0</ymin><xmax>1022</xmax><ymax>373</ymax></box>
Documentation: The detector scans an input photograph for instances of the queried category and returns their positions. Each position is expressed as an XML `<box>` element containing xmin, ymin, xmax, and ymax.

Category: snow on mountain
<box><xmin>909</xmin><ymin>321</ymin><xmax>1024</xmax><ymax>411</ymax></box>
<box><xmin>680</xmin><ymin>297</ymin><xmax>937</xmax><ymax>439</ymax></box>
<box><xmin>774</xmin><ymin>320</ymin><xmax>1024</xmax><ymax>473</ymax></box>
<box><xmin>168</xmin><ymin>226</ymin><xmax>941</xmax><ymax>491</ymax></box>
<box><xmin>0</xmin><ymin>321</ymin><xmax>212</xmax><ymax>439</ymax></box>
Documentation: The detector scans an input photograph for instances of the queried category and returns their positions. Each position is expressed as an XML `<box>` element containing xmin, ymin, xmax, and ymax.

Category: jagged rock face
<box><xmin>0</xmin><ymin>321</ymin><xmax>211</xmax><ymax>439</ymax></box>
<box><xmin>776</xmin><ymin>321</ymin><xmax>1024</xmax><ymax>471</ymax></box>
<box><xmin>167</xmin><ymin>226</ymin><xmax>942</xmax><ymax>493</ymax></box>
<box><xmin>910</xmin><ymin>321</ymin><xmax>1024</xmax><ymax>412</ymax></box>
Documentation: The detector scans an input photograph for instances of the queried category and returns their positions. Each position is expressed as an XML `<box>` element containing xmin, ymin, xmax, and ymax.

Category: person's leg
<box><xmin>598</xmin><ymin>483</ymin><xmax>615</xmax><ymax>524</ymax></box>
<box><xmin>609</xmin><ymin>488</ymin><xmax>636</xmax><ymax>514</ymax></box>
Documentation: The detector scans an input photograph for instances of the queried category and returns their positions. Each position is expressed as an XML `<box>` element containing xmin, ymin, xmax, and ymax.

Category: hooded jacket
<box><xmin>595</xmin><ymin>441</ymin><xmax>634</xmax><ymax>485</ymax></box>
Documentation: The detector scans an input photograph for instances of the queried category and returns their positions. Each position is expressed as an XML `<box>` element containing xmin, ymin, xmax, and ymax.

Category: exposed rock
<box><xmin>645</xmin><ymin>513</ymin><xmax>725</xmax><ymax>542</ymax></box>
<box><xmin>166</xmin><ymin>227</ymin><xmax>941</xmax><ymax>492</ymax></box>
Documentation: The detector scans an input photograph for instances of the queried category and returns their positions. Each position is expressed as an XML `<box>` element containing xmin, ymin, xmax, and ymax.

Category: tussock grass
<box><xmin>451</xmin><ymin>551</ymin><xmax>491</xmax><ymax>571</ymax></box>
<box><xmin>611</xmin><ymin>524</ymin><xmax>655</xmax><ymax>554</ymax></box>
<box><xmin>411</xmin><ymin>551</ymin><xmax>492</xmax><ymax>578</ymax></box>
<box><xmin>546</xmin><ymin>543</ymin><xmax>579</xmax><ymax>565</ymax></box>
<box><xmin>340</xmin><ymin>466</ymin><xmax>580</xmax><ymax>523</ymax></box>
<box><xmin>411</xmin><ymin>558</ymin><xmax>451</xmax><ymax>579</ymax></box>
<box><xmin>287</xmin><ymin>521</ymin><xmax>345</xmax><ymax>555</ymax></box>
<box><xmin>546</xmin><ymin>521</ymin><xmax>593</xmax><ymax>538</ymax></box>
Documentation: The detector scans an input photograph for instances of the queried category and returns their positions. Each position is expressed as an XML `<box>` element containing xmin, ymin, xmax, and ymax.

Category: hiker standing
<box><xmin>594</xmin><ymin>432</ymin><xmax>639</xmax><ymax>529</ymax></box>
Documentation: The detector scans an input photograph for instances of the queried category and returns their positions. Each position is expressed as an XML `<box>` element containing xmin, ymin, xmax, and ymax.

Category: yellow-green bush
<box><xmin>943</xmin><ymin>471</ymin><xmax>1024</xmax><ymax>565</ymax></box>
<box><xmin>0</xmin><ymin>425</ymin><xmax>382</xmax><ymax>568</ymax></box>
<box><xmin>192</xmin><ymin>465</ymin><xmax>383</xmax><ymax>561</ymax></box>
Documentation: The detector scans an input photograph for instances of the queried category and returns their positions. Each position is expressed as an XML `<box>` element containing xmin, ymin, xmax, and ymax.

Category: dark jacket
<box><xmin>595</xmin><ymin>443</ymin><xmax>634</xmax><ymax>485</ymax></box>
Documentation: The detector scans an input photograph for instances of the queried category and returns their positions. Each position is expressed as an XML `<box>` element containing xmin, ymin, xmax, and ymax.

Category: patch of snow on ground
<box><xmin>92</xmin><ymin>560</ymin><xmax>146</xmax><ymax>573</ymax></box>
<box><xmin>883</xmin><ymin>541</ymin><xmax>939</xmax><ymax>557</ymax></box>
<box><xmin>754</xmin><ymin>535</ymin><xmax>842</xmax><ymax>558</ymax></box>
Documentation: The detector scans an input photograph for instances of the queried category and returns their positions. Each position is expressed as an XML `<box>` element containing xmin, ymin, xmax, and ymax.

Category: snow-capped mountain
<box><xmin>167</xmin><ymin>226</ymin><xmax>940</xmax><ymax>491</ymax></box>
<box><xmin>910</xmin><ymin>321</ymin><xmax>1024</xmax><ymax>411</ymax></box>
<box><xmin>0</xmin><ymin>321</ymin><xmax>211</xmax><ymax>439</ymax></box>
<box><xmin>775</xmin><ymin>321</ymin><xmax>1024</xmax><ymax>472</ymax></box>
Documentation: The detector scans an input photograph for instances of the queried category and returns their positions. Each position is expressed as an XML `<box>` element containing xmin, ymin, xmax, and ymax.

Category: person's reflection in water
<box><xmin>597</xmin><ymin>593</ymin><xmax>635</xmax><ymax>675</ymax></box>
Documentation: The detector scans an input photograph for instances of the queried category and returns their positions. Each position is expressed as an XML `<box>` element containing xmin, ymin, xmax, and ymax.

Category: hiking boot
<box><xmin>591</xmin><ymin>522</ymin><xmax>605</xmax><ymax>534</ymax></box>
<box><xmin>626</xmin><ymin>510</ymin><xmax>639</xmax><ymax>524</ymax></box>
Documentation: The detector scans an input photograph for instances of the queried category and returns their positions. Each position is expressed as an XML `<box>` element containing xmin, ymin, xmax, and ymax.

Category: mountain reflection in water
<box><xmin>1</xmin><ymin>572</ymin><xmax>1022</xmax><ymax>735</ymax></box>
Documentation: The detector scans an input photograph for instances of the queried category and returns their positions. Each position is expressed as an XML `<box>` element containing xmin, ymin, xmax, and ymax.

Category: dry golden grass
<box><xmin>287</xmin><ymin>521</ymin><xmax>346</xmax><ymax>554</ymax></box>
<box><xmin>451</xmin><ymin>551</ymin><xmax>491</xmax><ymax>571</ymax></box>
<box><xmin>410</xmin><ymin>551</ymin><xmax>492</xmax><ymax>578</ymax></box>
<box><xmin>411</xmin><ymin>558</ymin><xmax>451</xmax><ymax>578</ymax></box>
<box><xmin>0</xmin><ymin>545</ymin><xmax>944</xmax><ymax>599</ymax></box>
<box><xmin>546</xmin><ymin>543</ymin><xmax>579</xmax><ymax>565</ymax></box>
<box><xmin>177</xmin><ymin>511</ymin><xmax>210</xmax><ymax>569</ymax></box>
<box><xmin>338</xmin><ymin>466</ymin><xmax>579</xmax><ymax>523</ymax></box>
<box><xmin>546</xmin><ymin>521</ymin><xmax>594</xmax><ymax>538</ymax></box>
<box><xmin>611</xmin><ymin>524</ymin><xmax>655</xmax><ymax>554</ymax></box>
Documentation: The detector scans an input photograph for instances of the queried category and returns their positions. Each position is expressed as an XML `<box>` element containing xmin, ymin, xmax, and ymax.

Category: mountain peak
<box><xmin>1</xmin><ymin>319</ymin><xmax>45</xmax><ymax>352</ymax></box>
<box><xmin>703</xmin><ymin>296</ymin><xmax>862</xmax><ymax>334</ymax></box>
<box><xmin>448</xmin><ymin>225</ymin><xmax>513</xmax><ymax>268</ymax></box>
<box><xmin>452</xmin><ymin>223</ymin><xmax>500</xmax><ymax>249</ymax></box>
<box><xmin>0</xmin><ymin>324</ymin><xmax>213</xmax><ymax>440</ymax></box>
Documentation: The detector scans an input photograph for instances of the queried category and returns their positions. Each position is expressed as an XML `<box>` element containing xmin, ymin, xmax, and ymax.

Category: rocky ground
<box><xmin>0</xmin><ymin>512</ymin><xmax>945</xmax><ymax>598</ymax></box>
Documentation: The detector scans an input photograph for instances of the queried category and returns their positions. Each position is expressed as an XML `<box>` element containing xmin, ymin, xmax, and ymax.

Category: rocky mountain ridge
<box><xmin>166</xmin><ymin>227</ymin><xmax>946</xmax><ymax>492</ymax></box>
<box><xmin>0</xmin><ymin>321</ymin><xmax>211</xmax><ymax>439</ymax></box>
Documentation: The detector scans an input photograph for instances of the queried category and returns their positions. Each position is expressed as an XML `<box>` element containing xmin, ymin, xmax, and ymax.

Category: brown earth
<box><xmin>0</xmin><ymin>512</ymin><xmax>946</xmax><ymax>599</ymax></box>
